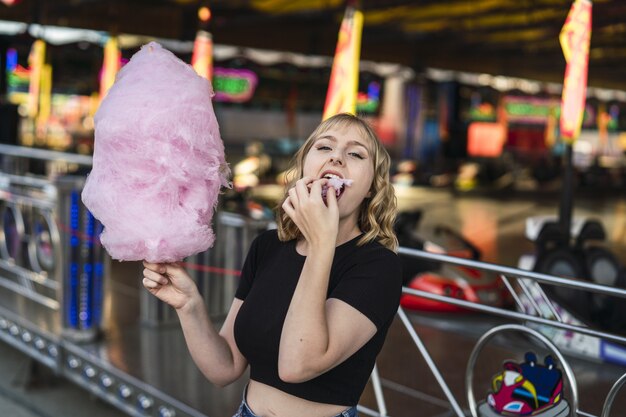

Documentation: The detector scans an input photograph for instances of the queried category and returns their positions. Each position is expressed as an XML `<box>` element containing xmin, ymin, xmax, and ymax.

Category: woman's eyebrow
<box><xmin>348</xmin><ymin>140</ymin><xmax>370</xmax><ymax>153</ymax></box>
<box><xmin>316</xmin><ymin>136</ymin><xmax>369</xmax><ymax>153</ymax></box>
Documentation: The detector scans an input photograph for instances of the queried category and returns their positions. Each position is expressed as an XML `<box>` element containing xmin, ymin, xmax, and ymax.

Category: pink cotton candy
<box><xmin>321</xmin><ymin>178</ymin><xmax>353</xmax><ymax>200</ymax></box>
<box><xmin>82</xmin><ymin>42</ymin><xmax>230</xmax><ymax>263</ymax></box>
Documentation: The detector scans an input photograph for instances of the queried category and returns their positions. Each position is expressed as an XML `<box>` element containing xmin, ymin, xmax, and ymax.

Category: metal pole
<box><xmin>559</xmin><ymin>144</ymin><xmax>574</xmax><ymax>242</ymax></box>
<box><xmin>370</xmin><ymin>364</ymin><xmax>388</xmax><ymax>417</ymax></box>
<box><xmin>396</xmin><ymin>307</ymin><xmax>465</xmax><ymax>417</ymax></box>
<box><xmin>601</xmin><ymin>372</ymin><xmax>626</xmax><ymax>417</ymax></box>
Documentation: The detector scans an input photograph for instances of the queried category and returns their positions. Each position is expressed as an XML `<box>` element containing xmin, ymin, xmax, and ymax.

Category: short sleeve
<box><xmin>329</xmin><ymin>249</ymin><xmax>402</xmax><ymax>329</ymax></box>
<box><xmin>235</xmin><ymin>233</ymin><xmax>261</xmax><ymax>300</ymax></box>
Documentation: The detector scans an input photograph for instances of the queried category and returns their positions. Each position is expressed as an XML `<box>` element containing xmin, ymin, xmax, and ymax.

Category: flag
<box><xmin>559</xmin><ymin>0</ymin><xmax>592</xmax><ymax>143</ymax></box>
<box><xmin>322</xmin><ymin>5</ymin><xmax>364</xmax><ymax>120</ymax></box>
<box><xmin>100</xmin><ymin>37</ymin><xmax>120</xmax><ymax>99</ymax></box>
<box><xmin>192</xmin><ymin>30</ymin><xmax>213</xmax><ymax>81</ymax></box>
<box><xmin>27</xmin><ymin>39</ymin><xmax>45</xmax><ymax>118</ymax></box>
<box><xmin>37</xmin><ymin>64</ymin><xmax>52</xmax><ymax>129</ymax></box>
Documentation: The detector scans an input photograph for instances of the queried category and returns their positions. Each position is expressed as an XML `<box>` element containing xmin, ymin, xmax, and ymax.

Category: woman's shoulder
<box><xmin>344</xmin><ymin>237</ymin><xmax>401</xmax><ymax>272</ymax></box>
<box><xmin>357</xmin><ymin>237</ymin><xmax>399</xmax><ymax>259</ymax></box>
<box><xmin>252</xmin><ymin>228</ymin><xmax>281</xmax><ymax>247</ymax></box>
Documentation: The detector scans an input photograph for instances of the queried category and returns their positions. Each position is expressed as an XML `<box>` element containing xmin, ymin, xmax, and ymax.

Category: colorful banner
<box><xmin>37</xmin><ymin>64</ymin><xmax>52</xmax><ymax>129</ymax></box>
<box><xmin>192</xmin><ymin>30</ymin><xmax>213</xmax><ymax>82</ymax></box>
<box><xmin>100</xmin><ymin>37</ymin><xmax>120</xmax><ymax>99</ymax></box>
<box><xmin>27</xmin><ymin>39</ymin><xmax>46</xmax><ymax>118</ymax></box>
<box><xmin>322</xmin><ymin>5</ymin><xmax>363</xmax><ymax>120</ymax></box>
<box><xmin>559</xmin><ymin>0</ymin><xmax>592</xmax><ymax>143</ymax></box>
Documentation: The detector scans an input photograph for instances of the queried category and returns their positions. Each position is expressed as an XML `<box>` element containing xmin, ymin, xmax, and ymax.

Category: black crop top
<box><xmin>233</xmin><ymin>230</ymin><xmax>402</xmax><ymax>406</ymax></box>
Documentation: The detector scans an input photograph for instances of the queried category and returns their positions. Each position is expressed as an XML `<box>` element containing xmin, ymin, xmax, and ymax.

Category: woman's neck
<box><xmin>336</xmin><ymin>216</ymin><xmax>361</xmax><ymax>246</ymax></box>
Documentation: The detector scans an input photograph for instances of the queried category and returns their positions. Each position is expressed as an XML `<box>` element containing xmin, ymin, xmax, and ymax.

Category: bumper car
<box><xmin>396</xmin><ymin>210</ymin><xmax>510</xmax><ymax>312</ymax></box>
<box><xmin>518</xmin><ymin>216</ymin><xmax>626</xmax><ymax>366</ymax></box>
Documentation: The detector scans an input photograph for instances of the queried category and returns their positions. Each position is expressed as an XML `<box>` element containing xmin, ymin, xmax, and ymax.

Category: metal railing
<box><xmin>366</xmin><ymin>247</ymin><xmax>626</xmax><ymax>417</ymax></box>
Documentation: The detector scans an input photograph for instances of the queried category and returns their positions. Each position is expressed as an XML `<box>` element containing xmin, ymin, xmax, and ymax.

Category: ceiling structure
<box><xmin>2</xmin><ymin>0</ymin><xmax>626</xmax><ymax>91</ymax></box>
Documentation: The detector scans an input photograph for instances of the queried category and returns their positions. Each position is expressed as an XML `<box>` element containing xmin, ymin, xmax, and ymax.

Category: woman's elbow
<box><xmin>278</xmin><ymin>360</ymin><xmax>317</xmax><ymax>384</ymax></box>
<box><xmin>213</xmin><ymin>377</ymin><xmax>236</xmax><ymax>388</ymax></box>
<box><xmin>203</xmin><ymin>367</ymin><xmax>245</xmax><ymax>388</ymax></box>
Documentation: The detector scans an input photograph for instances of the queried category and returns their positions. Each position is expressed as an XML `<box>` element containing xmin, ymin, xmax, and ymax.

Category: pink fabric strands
<box><xmin>82</xmin><ymin>42</ymin><xmax>230</xmax><ymax>263</ymax></box>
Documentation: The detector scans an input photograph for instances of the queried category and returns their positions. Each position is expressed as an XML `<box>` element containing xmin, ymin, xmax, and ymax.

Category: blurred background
<box><xmin>1</xmin><ymin>1</ymin><xmax>626</xmax><ymax>417</ymax></box>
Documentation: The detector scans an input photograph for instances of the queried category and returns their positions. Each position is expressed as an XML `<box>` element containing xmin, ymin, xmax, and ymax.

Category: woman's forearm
<box><xmin>176</xmin><ymin>296</ymin><xmax>242</xmax><ymax>387</ymax></box>
<box><xmin>278</xmin><ymin>244</ymin><xmax>334</xmax><ymax>382</ymax></box>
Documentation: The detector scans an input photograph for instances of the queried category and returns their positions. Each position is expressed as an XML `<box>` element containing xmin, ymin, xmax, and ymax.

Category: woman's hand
<box><xmin>282</xmin><ymin>177</ymin><xmax>339</xmax><ymax>247</ymax></box>
<box><xmin>142</xmin><ymin>262</ymin><xmax>200</xmax><ymax>311</ymax></box>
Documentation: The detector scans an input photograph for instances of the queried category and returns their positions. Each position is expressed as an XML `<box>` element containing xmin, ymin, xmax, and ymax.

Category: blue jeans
<box><xmin>232</xmin><ymin>386</ymin><xmax>358</xmax><ymax>417</ymax></box>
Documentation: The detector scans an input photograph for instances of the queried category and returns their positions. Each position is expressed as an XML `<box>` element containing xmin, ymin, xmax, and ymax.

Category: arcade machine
<box><xmin>0</xmin><ymin>146</ymin><xmax>276</xmax><ymax>417</ymax></box>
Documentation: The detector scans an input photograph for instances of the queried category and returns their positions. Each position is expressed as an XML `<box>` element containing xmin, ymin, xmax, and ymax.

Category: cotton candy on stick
<box><xmin>82</xmin><ymin>42</ymin><xmax>230</xmax><ymax>263</ymax></box>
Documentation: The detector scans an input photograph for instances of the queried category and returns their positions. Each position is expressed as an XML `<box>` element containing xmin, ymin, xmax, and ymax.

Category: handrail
<box><xmin>0</xmin><ymin>144</ymin><xmax>93</xmax><ymax>166</ymax></box>
<box><xmin>394</xmin><ymin>246</ymin><xmax>626</xmax><ymax>417</ymax></box>
<box><xmin>398</xmin><ymin>247</ymin><xmax>626</xmax><ymax>298</ymax></box>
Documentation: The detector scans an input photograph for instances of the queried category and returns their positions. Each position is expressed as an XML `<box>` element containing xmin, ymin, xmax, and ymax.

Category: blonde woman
<box><xmin>143</xmin><ymin>113</ymin><xmax>402</xmax><ymax>417</ymax></box>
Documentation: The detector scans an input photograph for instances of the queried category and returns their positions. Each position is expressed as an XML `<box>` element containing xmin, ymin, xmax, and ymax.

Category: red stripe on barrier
<box><xmin>179</xmin><ymin>262</ymin><xmax>242</xmax><ymax>277</ymax></box>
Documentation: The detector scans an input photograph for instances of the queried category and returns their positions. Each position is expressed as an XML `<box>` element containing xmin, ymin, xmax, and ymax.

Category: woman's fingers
<box><xmin>288</xmin><ymin>187</ymin><xmax>298</xmax><ymax>208</ymax></box>
<box><xmin>325</xmin><ymin>185</ymin><xmax>337</xmax><ymax>207</ymax></box>
<box><xmin>143</xmin><ymin>260</ymin><xmax>165</xmax><ymax>273</ymax></box>
<box><xmin>142</xmin><ymin>277</ymin><xmax>161</xmax><ymax>289</ymax></box>
<box><xmin>143</xmin><ymin>268</ymin><xmax>169</xmax><ymax>285</ymax></box>
<box><xmin>282</xmin><ymin>197</ymin><xmax>296</xmax><ymax>220</ymax></box>
<box><xmin>295</xmin><ymin>178</ymin><xmax>310</xmax><ymax>201</ymax></box>
<box><xmin>308</xmin><ymin>180</ymin><xmax>326</xmax><ymax>202</ymax></box>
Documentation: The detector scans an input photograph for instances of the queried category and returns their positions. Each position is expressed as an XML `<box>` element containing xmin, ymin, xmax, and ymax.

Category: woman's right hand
<box><xmin>142</xmin><ymin>262</ymin><xmax>200</xmax><ymax>311</ymax></box>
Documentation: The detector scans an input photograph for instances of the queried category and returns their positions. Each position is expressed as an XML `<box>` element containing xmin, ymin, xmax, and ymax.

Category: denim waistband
<box><xmin>234</xmin><ymin>385</ymin><xmax>358</xmax><ymax>417</ymax></box>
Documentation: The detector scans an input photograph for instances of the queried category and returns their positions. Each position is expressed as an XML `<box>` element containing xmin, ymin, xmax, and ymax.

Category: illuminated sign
<box><xmin>470</xmin><ymin>102</ymin><xmax>496</xmax><ymax>121</ymax></box>
<box><xmin>213</xmin><ymin>67</ymin><xmax>258</xmax><ymax>103</ymax></box>
<box><xmin>6</xmin><ymin>49</ymin><xmax>29</xmax><ymax>89</ymax></box>
<box><xmin>467</xmin><ymin>122</ymin><xmax>506</xmax><ymax>157</ymax></box>
<box><xmin>356</xmin><ymin>81</ymin><xmax>380</xmax><ymax>113</ymax></box>
<box><xmin>504</xmin><ymin>97</ymin><xmax>556</xmax><ymax>124</ymax></box>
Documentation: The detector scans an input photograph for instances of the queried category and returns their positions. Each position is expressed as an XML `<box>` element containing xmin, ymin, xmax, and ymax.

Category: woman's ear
<box><xmin>366</xmin><ymin>190</ymin><xmax>373</xmax><ymax>198</ymax></box>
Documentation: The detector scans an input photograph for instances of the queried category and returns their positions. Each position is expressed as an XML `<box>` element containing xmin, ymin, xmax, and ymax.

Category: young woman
<box><xmin>143</xmin><ymin>113</ymin><xmax>402</xmax><ymax>417</ymax></box>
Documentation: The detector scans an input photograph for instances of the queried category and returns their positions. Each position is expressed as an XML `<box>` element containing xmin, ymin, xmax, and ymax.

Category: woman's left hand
<box><xmin>282</xmin><ymin>176</ymin><xmax>339</xmax><ymax>247</ymax></box>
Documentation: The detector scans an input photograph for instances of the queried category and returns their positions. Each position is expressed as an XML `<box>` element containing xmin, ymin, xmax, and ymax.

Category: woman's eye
<box><xmin>317</xmin><ymin>146</ymin><xmax>331</xmax><ymax>151</ymax></box>
<box><xmin>349</xmin><ymin>152</ymin><xmax>364</xmax><ymax>159</ymax></box>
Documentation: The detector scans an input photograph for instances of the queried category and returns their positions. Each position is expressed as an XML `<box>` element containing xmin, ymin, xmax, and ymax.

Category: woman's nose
<box><xmin>329</xmin><ymin>155</ymin><xmax>343</xmax><ymax>165</ymax></box>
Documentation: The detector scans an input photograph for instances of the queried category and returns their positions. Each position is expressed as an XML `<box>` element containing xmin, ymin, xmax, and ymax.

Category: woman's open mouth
<box><xmin>321</xmin><ymin>174</ymin><xmax>353</xmax><ymax>201</ymax></box>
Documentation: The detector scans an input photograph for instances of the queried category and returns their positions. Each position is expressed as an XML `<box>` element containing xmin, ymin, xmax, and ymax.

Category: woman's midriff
<box><xmin>245</xmin><ymin>380</ymin><xmax>350</xmax><ymax>417</ymax></box>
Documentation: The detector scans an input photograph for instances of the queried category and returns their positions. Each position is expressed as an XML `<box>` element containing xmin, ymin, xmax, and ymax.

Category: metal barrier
<box><xmin>140</xmin><ymin>211</ymin><xmax>275</xmax><ymax>325</ymax></box>
<box><xmin>0</xmin><ymin>161</ymin><xmax>105</xmax><ymax>342</ymax></box>
<box><xmin>371</xmin><ymin>247</ymin><xmax>626</xmax><ymax>417</ymax></box>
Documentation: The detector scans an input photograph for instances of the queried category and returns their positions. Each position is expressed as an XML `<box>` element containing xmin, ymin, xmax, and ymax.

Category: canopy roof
<box><xmin>1</xmin><ymin>0</ymin><xmax>625</xmax><ymax>90</ymax></box>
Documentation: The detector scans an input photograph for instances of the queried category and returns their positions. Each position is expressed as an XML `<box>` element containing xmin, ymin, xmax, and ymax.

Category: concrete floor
<box><xmin>0</xmin><ymin>341</ymin><xmax>122</xmax><ymax>417</ymax></box>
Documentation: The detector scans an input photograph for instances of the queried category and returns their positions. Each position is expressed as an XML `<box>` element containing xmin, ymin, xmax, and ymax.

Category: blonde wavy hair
<box><xmin>276</xmin><ymin>113</ymin><xmax>398</xmax><ymax>252</ymax></box>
